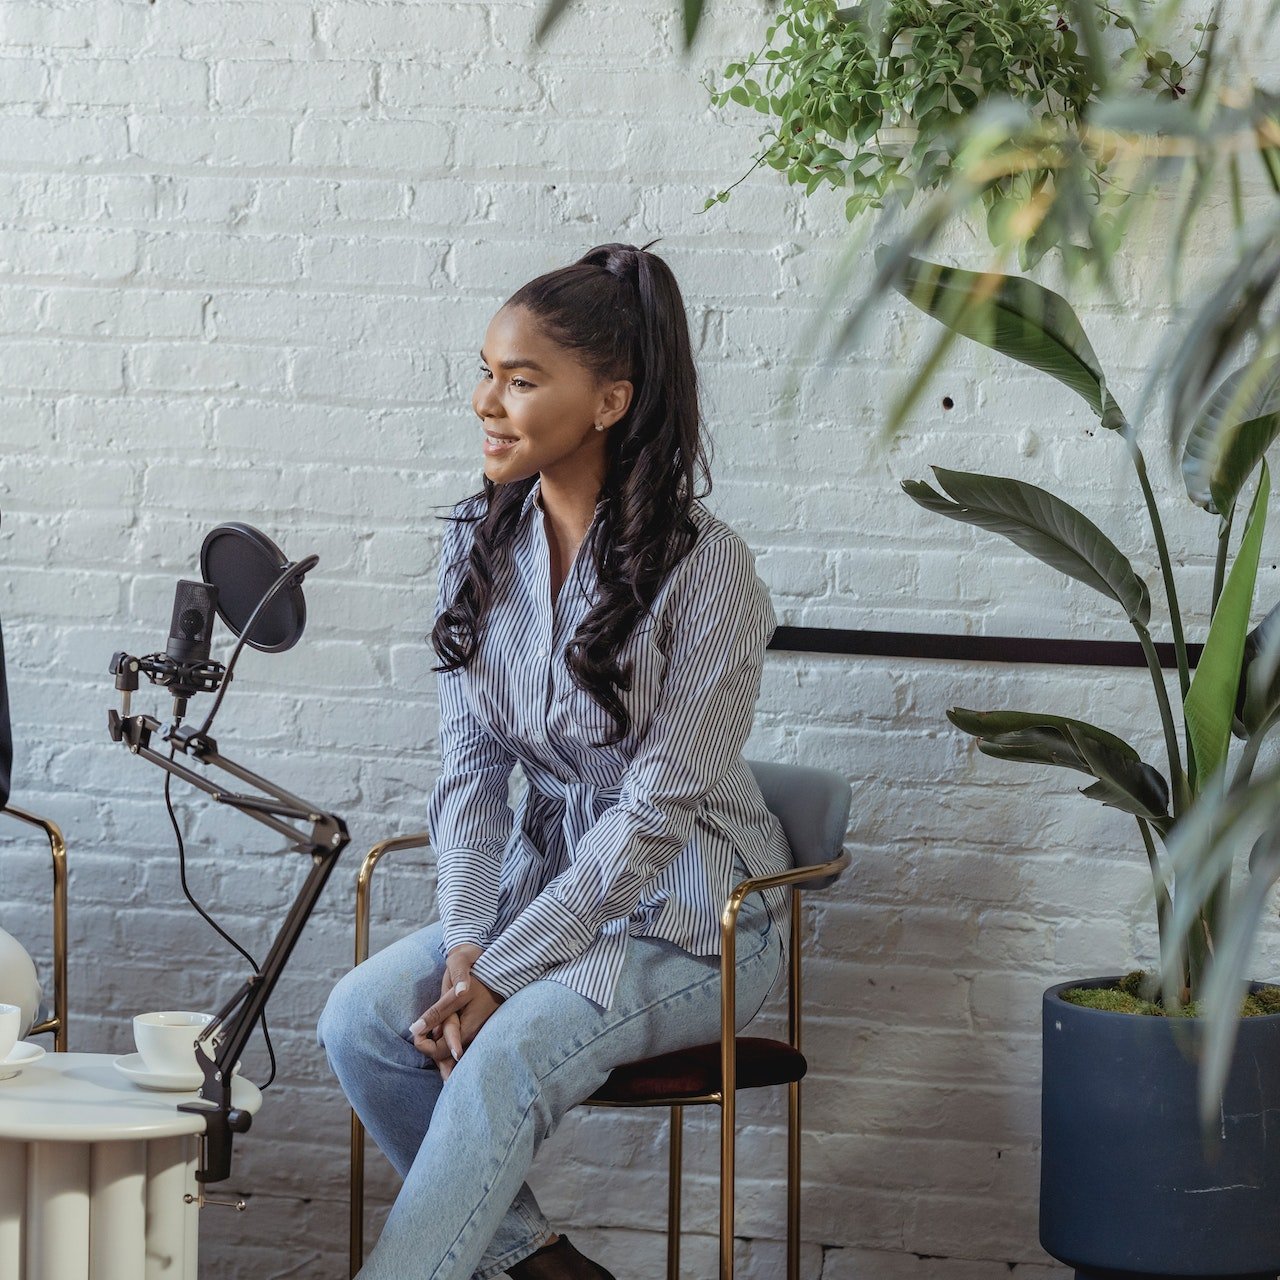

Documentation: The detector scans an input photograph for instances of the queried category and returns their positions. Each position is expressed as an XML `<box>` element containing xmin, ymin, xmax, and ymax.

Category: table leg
<box><xmin>183</xmin><ymin>1140</ymin><xmax>198</xmax><ymax>1280</ymax></box>
<box><xmin>27</xmin><ymin>1140</ymin><xmax>90</xmax><ymax>1280</ymax></box>
<box><xmin>90</xmin><ymin>1141</ymin><xmax>147</xmax><ymax>1280</ymax></box>
<box><xmin>146</xmin><ymin>1136</ymin><xmax>199</xmax><ymax>1280</ymax></box>
<box><xmin>0</xmin><ymin>1139</ymin><xmax>27</xmax><ymax>1280</ymax></box>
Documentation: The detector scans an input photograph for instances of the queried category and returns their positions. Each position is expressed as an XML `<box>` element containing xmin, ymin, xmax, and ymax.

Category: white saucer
<box><xmin>112</xmin><ymin>1052</ymin><xmax>242</xmax><ymax>1092</ymax></box>
<box><xmin>0</xmin><ymin>1041</ymin><xmax>46</xmax><ymax>1082</ymax></box>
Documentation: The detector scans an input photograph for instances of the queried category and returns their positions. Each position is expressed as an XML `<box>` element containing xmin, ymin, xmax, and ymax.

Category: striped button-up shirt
<box><xmin>427</xmin><ymin>478</ymin><xmax>792</xmax><ymax>1012</ymax></box>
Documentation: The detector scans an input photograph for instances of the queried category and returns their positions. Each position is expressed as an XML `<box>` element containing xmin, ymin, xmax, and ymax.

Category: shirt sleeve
<box><xmin>427</xmin><ymin>506</ymin><xmax>517</xmax><ymax>958</ymax></box>
<box><xmin>469</xmin><ymin>532</ymin><xmax>775</xmax><ymax>1001</ymax></box>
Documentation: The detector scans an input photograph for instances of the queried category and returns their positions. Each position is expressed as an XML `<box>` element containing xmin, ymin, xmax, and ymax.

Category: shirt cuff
<box><xmin>437</xmin><ymin>846</ymin><xmax>502</xmax><ymax>954</ymax></box>
<box><xmin>469</xmin><ymin>894</ymin><xmax>598</xmax><ymax>1000</ymax></box>
<box><xmin>440</xmin><ymin>931</ymin><xmax>488</xmax><ymax>959</ymax></box>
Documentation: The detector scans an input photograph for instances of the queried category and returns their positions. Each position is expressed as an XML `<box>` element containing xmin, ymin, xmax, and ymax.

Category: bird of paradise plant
<box><xmin>885</xmin><ymin>252</ymin><xmax>1280</xmax><ymax>1123</ymax></box>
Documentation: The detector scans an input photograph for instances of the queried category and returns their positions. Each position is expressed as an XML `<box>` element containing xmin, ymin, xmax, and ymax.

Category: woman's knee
<box><xmin>317</xmin><ymin>963</ymin><xmax>375</xmax><ymax>1057</ymax></box>
<box><xmin>317</xmin><ymin>922</ymin><xmax>448</xmax><ymax>1055</ymax></box>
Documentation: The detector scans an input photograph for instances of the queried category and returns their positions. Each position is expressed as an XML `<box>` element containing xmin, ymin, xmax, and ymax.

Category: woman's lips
<box><xmin>483</xmin><ymin>429</ymin><xmax>517</xmax><ymax>456</ymax></box>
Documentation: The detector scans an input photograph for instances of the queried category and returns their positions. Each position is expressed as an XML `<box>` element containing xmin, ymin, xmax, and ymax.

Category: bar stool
<box><xmin>348</xmin><ymin>759</ymin><xmax>851</xmax><ymax>1280</ymax></box>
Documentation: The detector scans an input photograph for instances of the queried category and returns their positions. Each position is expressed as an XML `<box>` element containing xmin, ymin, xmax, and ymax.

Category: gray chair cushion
<box><xmin>746</xmin><ymin>759</ymin><xmax>850</xmax><ymax>892</ymax></box>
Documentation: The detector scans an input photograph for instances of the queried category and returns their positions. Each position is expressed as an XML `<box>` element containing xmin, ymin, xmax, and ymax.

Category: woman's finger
<box><xmin>412</xmin><ymin>1024</ymin><xmax>452</xmax><ymax>1069</ymax></box>
<box><xmin>442</xmin><ymin>1011</ymin><xmax>463</xmax><ymax>1062</ymax></box>
<box><xmin>411</xmin><ymin>978</ymin><xmax>472</xmax><ymax>1040</ymax></box>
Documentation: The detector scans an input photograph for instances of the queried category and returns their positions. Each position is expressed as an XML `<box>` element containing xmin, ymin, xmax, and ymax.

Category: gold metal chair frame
<box><xmin>348</xmin><ymin>832</ymin><xmax>849</xmax><ymax>1280</ymax></box>
<box><xmin>1</xmin><ymin>804</ymin><xmax>68</xmax><ymax>1050</ymax></box>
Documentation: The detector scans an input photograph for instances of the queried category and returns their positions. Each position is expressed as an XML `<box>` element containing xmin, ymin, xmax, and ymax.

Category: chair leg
<box><xmin>350</xmin><ymin>1110</ymin><xmax>365</xmax><ymax>1280</ymax></box>
<box><xmin>788</xmin><ymin>1078</ymin><xmax>801</xmax><ymax>1280</ymax></box>
<box><xmin>719</xmin><ymin>1088</ymin><xmax>735</xmax><ymax>1280</ymax></box>
<box><xmin>666</xmin><ymin>1104</ymin><xmax>682</xmax><ymax>1280</ymax></box>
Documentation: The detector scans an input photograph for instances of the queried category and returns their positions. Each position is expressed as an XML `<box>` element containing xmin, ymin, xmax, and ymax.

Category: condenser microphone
<box><xmin>109</xmin><ymin>524</ymin><xmax>314</xmax><ymax>735</ymax></box>
<box><xmin>163</xmin><ymin>579</ymin><xmax>220</xmax><ymax>719</ymax></box>
<box><xmin>167</xmin><ymin>580</ymin><xmax>219</xmax><ymax>665</ymax></box>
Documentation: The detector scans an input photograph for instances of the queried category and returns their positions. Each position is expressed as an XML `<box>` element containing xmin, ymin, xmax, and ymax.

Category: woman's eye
<box><xmin>477</xmin><ymin>366</ymin><xmax>531</xmax><ymax>389</ymax></box>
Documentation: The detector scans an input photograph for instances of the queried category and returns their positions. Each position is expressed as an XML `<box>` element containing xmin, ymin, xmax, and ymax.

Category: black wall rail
<box><xmin>768</xmin><ymin>626</ymin><xmax>1200</xmax><ymax>671</ymax></box>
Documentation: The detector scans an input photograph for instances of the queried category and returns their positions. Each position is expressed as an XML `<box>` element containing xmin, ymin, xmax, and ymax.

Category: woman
<box><xmin>319</xmin><ymin>241</ymin><xmax>792</xmax><ymax>1280</ymax></box>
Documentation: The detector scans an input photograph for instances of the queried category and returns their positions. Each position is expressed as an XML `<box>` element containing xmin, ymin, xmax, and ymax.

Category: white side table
<box><xmin>0</xmin><ymin>1051</ymin><xmax>262</xmax><ymax>1280</ymax></box>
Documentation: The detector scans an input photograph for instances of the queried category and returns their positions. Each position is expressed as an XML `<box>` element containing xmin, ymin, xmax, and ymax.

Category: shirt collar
<box><xmin>519</xmin><ymin>477</ymin><xmax>607</xmax><ymax>523</ymax></box>
<box><xmin>520</xmin><ymin>478</ymin><xmax>542</xmax><ymax>521</ymax></box>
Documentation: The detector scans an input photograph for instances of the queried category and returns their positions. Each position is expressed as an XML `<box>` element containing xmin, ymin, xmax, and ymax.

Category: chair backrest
<box><xmin>745</xmin><ymin>759</ymin><xmax>850</xmax><ymax>892</ymax></box>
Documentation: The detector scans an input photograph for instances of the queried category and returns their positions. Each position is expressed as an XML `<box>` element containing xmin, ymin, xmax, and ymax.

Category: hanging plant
<box><xmin>702</xmin><ymin>0</ymin><xmax>1199</xmax><ymax>267</ymax></box>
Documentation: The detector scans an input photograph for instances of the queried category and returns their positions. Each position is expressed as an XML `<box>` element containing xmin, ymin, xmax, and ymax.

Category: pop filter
<box><xmin>199</xmin><ymin>524</ymin><xmax>307</xmax><ymax>654</ymax></box>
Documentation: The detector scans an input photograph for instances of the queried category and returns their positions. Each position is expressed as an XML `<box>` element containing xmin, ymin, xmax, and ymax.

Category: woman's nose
<box><xmin>473</xmin><ymin>379</ymin><xmax>499</xmax><ymax>419</ymax></box>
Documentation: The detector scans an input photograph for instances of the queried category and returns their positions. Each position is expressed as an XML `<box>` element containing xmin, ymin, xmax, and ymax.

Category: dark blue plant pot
<box><xmin>1040</xmin><ymin>977</ymin><xmax>1280</xmax><ymax>1280</ymax></box>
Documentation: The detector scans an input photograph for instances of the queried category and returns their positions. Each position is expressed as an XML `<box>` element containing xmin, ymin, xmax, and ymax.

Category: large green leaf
<box><xmin>534</xmin><ymin>0</ymin><xmax>575</xmax><ymax>44</ymax></box>
<box><xmin>1185</xmin><ymin>462</ymin><xmax>1271</xmax><ymax>781</ymax></box>
<box><xmin>949</xmin><ymin>707</ymin><xmax>1170</xmax><ymax>825</ymax></box>
<box><xmin>1196</xmin><ymin>823</ymin><xmax>1280</xmax><ymax>1125</ymax></box>
<box><xmin>1236</xmin><ymin>601</ymin><xmax>1280</xmax><ymax>738</ymax></box>
<box><xmin>1073</xmin><ymin>732</ymin><xmax>1172</xmax><ymax>826</ymax></box>
<box><xmin>1167</xmin><ymin>234</ymin><xmax>1280</xmax><ymax>452</ymax></box>
<box><xmin>1089</xmin><ymin>98</ymin><xmax>1262</xmax><ymax>141</ymax></box>
<box><xmin>1182</xmin><ymin>359</ymin><xmax>1280</xmax><ymax>514</ymax></box>
<box><xmin>537</xmin><ymin>0</ymin><xmax>711</xmax><ymax>46</ymax></box>
<box><xmin>878</xmin><ymin>252</ymin><xmax>1128</xmax><ymax>432</ymax></box>
<box><xmin>1158</xmin><ymin>761</ymin><xmax>1280</xmax><ymax>1124</ymax></box>
<box><xmin>904</xmin><ymin>468</ymin><xmax>1151</xmax><ymax>624</ymax></box>
<box><xmin>949</xmin><ymin>708</ymin><xmax>1139</xmax><ymax>762</ymax></box>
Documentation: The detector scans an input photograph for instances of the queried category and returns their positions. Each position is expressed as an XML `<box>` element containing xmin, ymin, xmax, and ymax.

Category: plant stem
<box><xmin>1125</xmin><ymin>433</ymin><xmax>1191</xmax><ymax>703</ymax></box>
<box><xmin>1123</xmin><ymin>431</ymin><xmax>1193</xmax><ymax>799</ymax></box>
<box><xmin>1135</xmin><ymin>621</ymin><xmax>1189</xmax><ymax>817</ymax></box>
<box><xmin>1232</xmin><ymin>712</ymin><xmax>1279</xmax><ymax>790</ymax></box>
<box><xmin>1187</xmin><ymin>901</ymin><xmax>1214</xmax><ymax>1000</ymax></box>
<box><xmin>1139</xmin><ymin>816</ymin><xmax>1186</xmax><ymax>992</ymax></box>
<box><xmin>1211</xmin><ymin>506</ymin><xmax>1234</xmax><ymax>618</ymax></box>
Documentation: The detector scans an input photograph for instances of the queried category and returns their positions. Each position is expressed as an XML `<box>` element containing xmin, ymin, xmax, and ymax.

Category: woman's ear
<box><xmin>599</xmin><ymin>379</ymin><xmax>633</xmax><ymax>429</ymax></box>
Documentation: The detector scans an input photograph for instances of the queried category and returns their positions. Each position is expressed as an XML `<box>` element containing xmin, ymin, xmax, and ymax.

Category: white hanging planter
<box><xmin>873</xmin><ymin>28</ymin><xmax>974</xmax><ymax>158</ymax></box>
<box><xmin>875</xmin><ymin>32</ymin><xmax>918</xmax><ymax>155</ymax></box>
<box><xmin>875</xmin><ymin>123</ymin><xmax>920</xmax><ymax>156</ymax></box>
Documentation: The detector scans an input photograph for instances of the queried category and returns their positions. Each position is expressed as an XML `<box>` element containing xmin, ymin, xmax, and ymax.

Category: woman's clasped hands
<box><xmin>409</xmin><ymin>942</ymin><xmax>504</xmax><ymax>1080</ymax></box>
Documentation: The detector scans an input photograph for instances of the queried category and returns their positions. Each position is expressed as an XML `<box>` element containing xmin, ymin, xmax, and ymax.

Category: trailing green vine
<box><xmin>702</xmin><ymin>0</ymin><xmax>1202</xmax><ymax>267</ymax></box>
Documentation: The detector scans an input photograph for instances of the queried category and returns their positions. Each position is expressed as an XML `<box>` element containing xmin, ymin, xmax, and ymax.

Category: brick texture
<box><xmin>1</xmin><ymin>1</ymin><xmax>1276</xmax><ymax>1277</ymax></box>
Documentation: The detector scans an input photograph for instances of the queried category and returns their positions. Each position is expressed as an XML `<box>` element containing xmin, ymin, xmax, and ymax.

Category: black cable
<box><xmin>163</xmin><ymin>741</ymin><xmax>277</xmax><ymax>1090</ymax></box>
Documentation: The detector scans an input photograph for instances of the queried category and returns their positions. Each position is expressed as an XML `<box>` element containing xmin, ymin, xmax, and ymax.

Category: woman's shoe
<box><xmin>506</xmin><ymin>1232</ymin><xmax>617</xmax><ymax>1279</ymax></box>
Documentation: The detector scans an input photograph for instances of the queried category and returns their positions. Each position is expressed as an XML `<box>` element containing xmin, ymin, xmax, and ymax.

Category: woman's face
<box><xmin>473</xmin><ymin>304</ymin><xmax>631</xmax><ymax>491</ymax></box>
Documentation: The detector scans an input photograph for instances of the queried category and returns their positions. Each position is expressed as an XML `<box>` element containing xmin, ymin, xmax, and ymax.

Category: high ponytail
<box><xmin>431</xmin><ymin>239</ymin><xmax>713</xmax><ymax>747</ymax></box>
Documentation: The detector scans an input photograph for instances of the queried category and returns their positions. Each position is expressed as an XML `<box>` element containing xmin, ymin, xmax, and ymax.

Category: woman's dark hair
<box><xmin>431</xmin><ymin>239</ymin><xmax>712</xmax><ymax>746</ymax></box>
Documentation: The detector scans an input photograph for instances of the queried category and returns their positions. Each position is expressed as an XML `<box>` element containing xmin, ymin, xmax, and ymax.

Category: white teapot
<box><xmin>0</xmin><ymin>925</ymin><xmax>42</xmax><ymax>1036</ymax></box>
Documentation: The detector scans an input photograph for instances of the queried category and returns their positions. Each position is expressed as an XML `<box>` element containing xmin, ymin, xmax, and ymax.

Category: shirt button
<box><xmin>537</xmin><ymin>647</ymin><xmax>548</xmax><ymax>659</ymax></box>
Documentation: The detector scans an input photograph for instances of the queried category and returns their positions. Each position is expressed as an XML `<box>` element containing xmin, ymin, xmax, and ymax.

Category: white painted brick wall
<box><xmin>1</xmin><ymin>1</ymin><xmax>1278</xmax><ymax>1276</ymax></box>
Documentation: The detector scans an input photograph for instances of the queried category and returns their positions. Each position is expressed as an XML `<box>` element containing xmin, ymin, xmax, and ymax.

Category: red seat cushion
<box><xmin>588</xmin><ymin>1036</ymin><xmax>808</xmax><ymax>1105</ymax></box>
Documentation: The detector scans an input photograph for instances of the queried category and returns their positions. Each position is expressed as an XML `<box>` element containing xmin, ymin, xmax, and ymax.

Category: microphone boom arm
<box><xmin>108</xmin><ymin>671</ymin><xmax>350</xmax><ymax>1185</ymax></box>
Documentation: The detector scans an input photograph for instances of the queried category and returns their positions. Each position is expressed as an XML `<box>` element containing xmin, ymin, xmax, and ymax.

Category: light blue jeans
<box><xmin>318</xmin><ymin>863</ymin><xmax>783</xmax><ymax>1280</ymax></box>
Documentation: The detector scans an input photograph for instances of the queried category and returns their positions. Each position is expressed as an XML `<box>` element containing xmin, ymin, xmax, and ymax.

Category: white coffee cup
<box><xmin>133</xmin><ymin>1011</ymin><xmax>217</xmax><ymax>1075</ymax></box>
<box><xmin>0</xmin><ymin>1004</ymin><xmax>20</xmax><ymax>1062</ymax></box>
